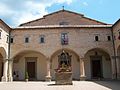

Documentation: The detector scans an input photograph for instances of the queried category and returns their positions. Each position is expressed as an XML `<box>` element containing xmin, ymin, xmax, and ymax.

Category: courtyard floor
<box><xmin>0</xmin><ymin>80</ymin><xmax>120</xmax><ymax>90</ymax></box>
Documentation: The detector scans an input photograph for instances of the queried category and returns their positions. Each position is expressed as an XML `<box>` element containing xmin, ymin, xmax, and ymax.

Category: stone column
<box><xmin>8</xmin><ymin>59</ymin><xmax>13</xmax><ymax>82</ymax></box>
<box><xmin>111</xmin><ymin>57</ymin><xmax>116</xmax><ymax>79</ymax></box>
<box><xmin>45</xmin><ymin>57</ymin><xmax>51</xmax><ymax>81</ymax></box>
<box><xmin>116</xmin><ymin>57</ymin><xmax>120</xmax><ymax>79</ymax></box>
<box><xmin>1</xmin><ymin>59</ymin><xmax>8</xmax><ymax>82</ymax></box>
<box><xmin>80</xmin><ymin>57</ymin><xmax>86</xmax><ymax>80</ymax></box>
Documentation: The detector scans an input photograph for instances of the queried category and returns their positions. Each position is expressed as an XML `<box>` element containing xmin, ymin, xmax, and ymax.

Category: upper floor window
<box><xmin>39</xmin><ymin>35</ymin><xmax>45</xmax><ymax>43</ymax></box>
<box><xmin>107</xmin><ymin>36</ymin><xmax>111</xmax><ymax>41</ymax></box>
<box><xmin>61</xmin><ymin>33</ymin><xmax>68</xmax><ymax>45</ymax></box>
<box><xmin>0</xmin><ymin>32</ymin><xmax>1</xmax><ymax>39</ymax></box>
<box><xmin>6</xmin><ymin>35</ymin><xmax>9</xmax><ymax>43</ymax></box>
<box><xmin>118</xmin><ymin>32</ymin><xmax>120</xmax><ymax>40</ymax></box>
<box><xmin>10</xmin><ymin>37</ymin><xmax>14</xmax><ymax>43</ymax></box>
<box><xmin>0</xmin><ymin>29</ymin><xmax>2</xmax><ymax>39</ymax></box>
<box><xmin>95</xmin><ymin>36</ymin><xmax>99</xmax><ymax>41</ymax></box>
<box><xmin>59</xmin><ymin>21</ymin><xmax>69</xmax><ymax>25</ymax></box>
<box><xmin>25</xmin><ymin>37</ymin><xmax>29</xmax><ymax>43</ymax></box>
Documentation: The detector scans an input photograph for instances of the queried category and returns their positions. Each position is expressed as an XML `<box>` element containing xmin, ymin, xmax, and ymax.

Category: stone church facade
<box><xmin>0</xmin><ymin>10</ymin><xmax>120</xmax><ymax>82</ymax></box>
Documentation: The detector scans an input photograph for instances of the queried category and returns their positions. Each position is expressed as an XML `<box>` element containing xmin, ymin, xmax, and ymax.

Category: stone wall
<box><xmin>11</xmin><ymin>27</ymin><xmax>113</xmax><ymax>59</ymax></box>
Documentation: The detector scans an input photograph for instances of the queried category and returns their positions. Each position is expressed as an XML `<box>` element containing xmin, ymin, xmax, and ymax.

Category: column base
<box><xmin>80</xmin><ymin>75</ymin><xmax>86</xmax><ymax>81</ymax></box>
<box><xmin>117</xmin><ymin>73</ymin><xmax>120</xmax><ymax>80</ymax></box>
<box><xmin>45</xmin><ymin>76</ymin><xmax>51</xmax><ymax>82</ymax></box>
<box><xmin>1</xmin><ymin>76</ymin><xmax>8</xmax><ymax>82</ymax></box>
<box><xmin>112</xmin><ymin>73</ymin><xmax>116</xmax><ymax>79</ymax></box>
<box><xmin>8</xmin><ymin>76</ymin><xmax>13</xmax><ymax>82</ymax></box>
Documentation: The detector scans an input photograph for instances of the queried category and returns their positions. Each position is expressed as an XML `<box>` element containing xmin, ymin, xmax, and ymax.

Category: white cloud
<box><xmin>55</xmin><ymin>0</ymin><xmax>72</xmax><ymax>5</ymax></box>
<box><xmin>0</xmin><ymin>0</ymin><xmax>73</xmax><ymax>27</ymax></box>
<box><xmin>83</xmin><ymin>2</ymin><xmax>88</xmax><ymax>6</ymax></box>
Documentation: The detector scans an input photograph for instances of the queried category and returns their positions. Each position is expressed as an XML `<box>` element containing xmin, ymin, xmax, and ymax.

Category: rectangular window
<box><xmin>40</xmin><ymin>37</ymin><xmax>44</xmax><ymax>43</ymax></box>
<box><xmin>107</xmin><ymin>36</ymin><xmax>111</xmax><ymax>41</ymax></box>
<box><xmin>118</xmin><ymin>32</ymin><xmax>120</xmax><ymax>40</ymax></box>
<box><xmin>6</xmin><ymin>35</ymin><xmax>9</xmax><ymax>43</ymax></box>
<box><xmin>25</xmin><ymin>37</ymin><xmax>29</xmax><ymax>43</ymax></box>
<box><xmin>95</xmin><ymin>36</ymin><xmax>99</xmax><ymax>41</ymax></box>
<box><xmin>10</xmin><ymin>37</ymin><xmax>14</xmax><ymax>43</ymax></box>
<box><xmin>0</xmin><ymin>32</ymin><xmax>1</xmax><ymax>39</ymax></box>
<box><xmin>40</xmin><ymin>35</ymin><xmax>45</xmax><ymax>43</ymax></box>
<box><xmin>61</xmin><ymin>33</ymin><xmax>68</xmax><ymax>45</ymax></box>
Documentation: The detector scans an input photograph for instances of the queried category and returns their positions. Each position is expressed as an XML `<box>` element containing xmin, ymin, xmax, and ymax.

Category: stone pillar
<box><xmin>8</xmin><ymin>59</ymin><xmax>13</xmax><ymax>82</ymax></box>
<box><xmin>116</xmin><ymin>57</ymin><xmax>120</xmax><ymax>79</ymax></box>
<box><xmin>45</xmin><ymin>57</ymin><xmax>51</xmax><ymax>81</ymax></box>
<box><xmin>111</xmin><ymin>57</ymin><xmax>116</xmax><ymax>79</ymax></box>
<box><xmin>1</xmin><ymin>59</ymin><xmax>8</xmax><ymax>82</ymax></box>
<box><xmin>80</xmin><ymin>57</ymin><xmax>86</xmax><ymax>80</ymax></box>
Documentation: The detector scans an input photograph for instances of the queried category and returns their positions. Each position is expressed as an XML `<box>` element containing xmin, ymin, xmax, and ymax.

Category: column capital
<box><xmin>8</xmin><ymin>58</ymin><xmax>13</xmax><ymax>61</ymax></box>
<box><xmin>46</xmin><ymin>57</ymin><xmax>50</xmax><ymax>61</ymax></box>
<box><xmin>3</xmin><ymin>59</ymin><xmax>8</xmax><ymax>62</ymax></box>
<box><xmin>79</xmin><ymin>57</ymin><xmax>85</xmax><ymax>61</ymax></box>
<box><xmin>4</xmin><ymin>58</ymin><xmax>13</xmax><ymax>61</ymax></box>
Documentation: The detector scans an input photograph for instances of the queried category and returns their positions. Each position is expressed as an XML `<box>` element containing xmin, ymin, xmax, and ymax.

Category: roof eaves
<box><xmin>14</xmin><ymin>25</ymin><xmax>112</xmax><ymax>30</ymax></box>
<box><xmin>112</xmin><ymin>18</ymin><xmax>120</xmax><ymax>28</ymax></box>
<box><xmin>0</xmin><ymin>19</ymin><xmax>11</xmax><ymax>30</ymax></box>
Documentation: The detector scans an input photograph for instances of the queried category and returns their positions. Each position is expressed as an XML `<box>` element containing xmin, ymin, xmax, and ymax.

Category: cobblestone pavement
<box><xmin>0</xmin><ymin>81</ymin><xmax>120</xmax><ymax>90</ymax></box>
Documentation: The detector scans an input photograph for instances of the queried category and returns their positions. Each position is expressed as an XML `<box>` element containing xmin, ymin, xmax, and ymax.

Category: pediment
<box><xmin>20</xmin><ymin>10</ymin><xmax>107</xmax><ymax>27</ymax></box>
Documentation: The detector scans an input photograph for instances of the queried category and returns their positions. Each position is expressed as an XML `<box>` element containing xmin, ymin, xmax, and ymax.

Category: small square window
<box><xmin>10</xmin><ymin>37</ymin><xmax>14</xmax><ymax>43</ymax></box>
<box><xmin>6</xmin><ymin>35</ymin><xmax>9</xmax><ymax>43</ymax></box>
<box><xmin>40</xmin><ymin>35</ymin><xmax>45</xmax><ymax>43</ymax></box>
<box><xmin>107</xmin><ymin>36</ymin><xmax>111</xmax><ymax>41</ymax></box>
<box><xmin>40</xmin><ymin>37</ymin><xmax>44</xmax><ymax>43</ymax></box>
<box><xmin>95</xmin><ymin>36</ymin><xmax>99</xmax><ymax>41</ymax></box>
<box><xmin>25</xmin><ymin>37</ymin><xmax>29</xmax><ymax>43</ymax></box>
<box><xmin>0</xmin><ymin>32</ymin><xmax>1</xmax><ymax>39</ymax></box>
<box><xmin>119</xmin><ymin>32</ymin><xmax>120</xmax><ymax>36</ymax></box>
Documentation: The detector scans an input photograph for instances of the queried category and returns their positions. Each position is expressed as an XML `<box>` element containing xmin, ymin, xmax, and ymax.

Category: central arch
<box><xmin>50</xmin><ymin>48</ymin><xmax>80</xmax><ymax>80</ymax></box>
<box><xmin>13</xmin><ymin>50</ymin><xmax>47</xmax><ymax>81</ymax></box>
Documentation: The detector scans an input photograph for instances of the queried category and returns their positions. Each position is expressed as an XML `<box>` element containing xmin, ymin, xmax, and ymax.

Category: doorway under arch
<box><xmin>84</xmin><ymin>48</ymin><xmax>112</xmax><ymax>80</ymax></box>
<box><xmin>13</xmin><ymin>50</ymin><xmax>47</xmax><ymax>81</ymax></box>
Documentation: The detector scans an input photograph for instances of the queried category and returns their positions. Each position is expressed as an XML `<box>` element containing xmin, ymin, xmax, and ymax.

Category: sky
<box><xmin>0</xmin><ymin>0</ymin><xmax>120</xmax><ymax>27</ymax></box>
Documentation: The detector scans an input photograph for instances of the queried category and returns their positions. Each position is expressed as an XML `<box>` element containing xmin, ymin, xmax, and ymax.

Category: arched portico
<box><xmin>12</xmin><ymin>50</ymin><xmax>47</xmax><ymax>81</ymax></box>
<box><xmin>116</xmin><ymin>45</ymin><xmax>120</xmax><ymax>79</ymax></box>
<box><xmin>0</xmin><ymin>47</ymin><xmax>7</xmax><ymax>82</ymax></box>
<box><xmin>0</xmin><ymin>53</ymin><xmax>3</xmax><ymax>81</ymax></box>
<box><xmin>84</xmin><ymin>48</ymin><xmax>112</xmax><ymax>80</ymax></box>
<box><xmin>50</xmin><ymin>48</ymin><xmax>80</xmax><ymax>80</ymax></box>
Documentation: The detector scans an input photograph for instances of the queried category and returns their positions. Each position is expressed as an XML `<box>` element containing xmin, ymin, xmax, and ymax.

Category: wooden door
<box><xmin>27</xmin><ymin>62</ymin><xmax>35</xmax><ymax>79</ymax></box>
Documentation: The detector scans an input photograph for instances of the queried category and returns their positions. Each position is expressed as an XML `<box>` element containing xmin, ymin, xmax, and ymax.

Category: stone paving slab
<box><xmin>0</xmin><ymin>81</ymin><xmax>120</xmax><ymax>90</ymax></box>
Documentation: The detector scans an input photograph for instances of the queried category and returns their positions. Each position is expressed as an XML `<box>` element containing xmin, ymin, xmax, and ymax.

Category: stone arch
<box><xmin>0</xmin><ymin>47</ymin><xmax>7</xmax><ymax>59</ymax></box>
<box><xmin>12</xmin><ymin>50</ymin><xmax>47</xmax><ymax>59</ymax></box>
<box><xmin>0</xmin><ymin>47</ymin><xmax>7</xmax><ymax>81</ymax></box>
<box><xmin>84</xmin><ymin>48</ymin><xmax>111</xmax><ymax>57</ymax></box>
<box><xmin>117</xmin><ymin>45</ymin><xmax>120</xmax><ymax>55</ymax></box>
<box><xmin>117</xmin><ymin>45</ymin><xmax>120</xmax><ymax>79</ymax></box>
<box><xmin>12</xmin><ymin>50</ymin><xmax>47</xmax><ymax>81</ymax></box>
<box><xmin>84</xmin><ymin>48</ymin><xmax>112</xmax><ymax>79</ymax></box>
<box><xmin>50</xmin><ymin>48</ymin><xmax>80</xmax><ymax>61</ymax></box>
<box><xmin>50</xmin><ymin>48</ymin><xmax>80</xmax><ymax>80</ymax></box>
